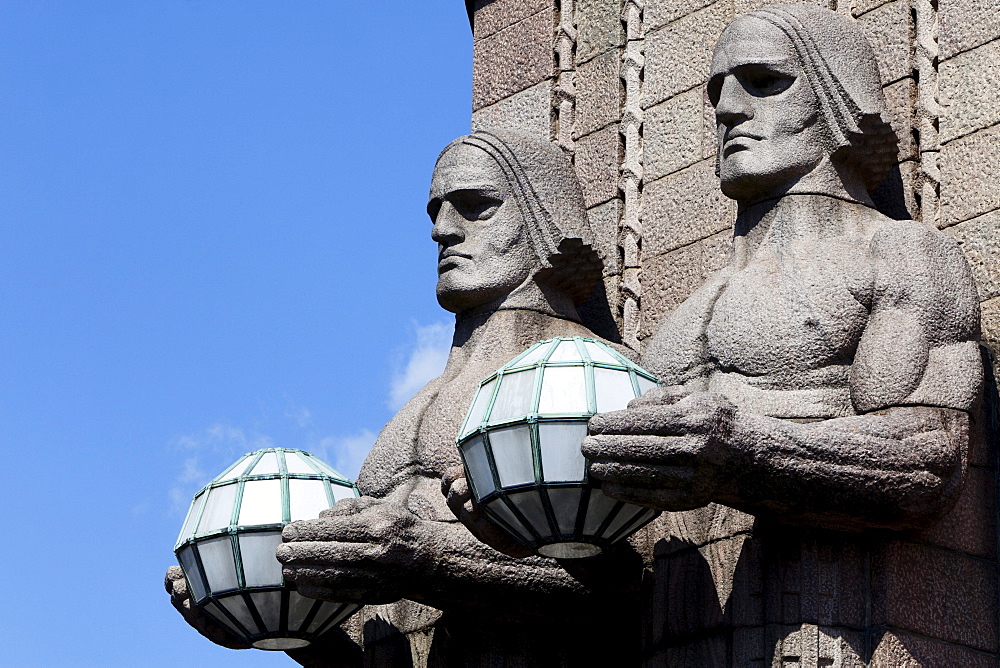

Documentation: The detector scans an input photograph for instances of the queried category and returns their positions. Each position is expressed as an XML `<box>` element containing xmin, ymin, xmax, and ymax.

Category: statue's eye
<box><xmin>452</xmin><ymin>190</ymin><xmax>502</xmax><ymax>221</ymax></box>
<box><xmin>427</xmin><ymin>197</ymin><xmax>442</xmax><ymax>221</ymax></box>
<box><xmin>745</xmin><ymin>70</ymin><xmax>793</xmax><ymax>96</ymax></box>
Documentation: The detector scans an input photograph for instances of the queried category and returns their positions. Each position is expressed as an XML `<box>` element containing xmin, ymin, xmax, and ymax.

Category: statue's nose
<box><xmin>715</xmin><ymin>75</ymin><xmax>754</xmax><ymax>126</ymax></box>
<box><xmin>431</xmin><ymin>202</ymin><xmax>466</xmax><ymax>245</ymax></box>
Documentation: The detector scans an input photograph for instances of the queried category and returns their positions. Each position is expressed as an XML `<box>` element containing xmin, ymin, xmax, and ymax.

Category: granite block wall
<box><xmin>380</xmin><ymin>1</ymin><xmax>1000</xmax><ymax>665</ymax></box>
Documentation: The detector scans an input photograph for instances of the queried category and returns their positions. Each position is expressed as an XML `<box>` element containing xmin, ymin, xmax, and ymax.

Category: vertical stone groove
<box><xmin>554</xmin><ymin>0</ymin><xmax>577</xmax><ymax>152</ymax></box>
<box><xmin>913</xmin><ymin>0</ymin><xmax>941</xmax><ymax>226</ymax></box>
<box><xmin>620</xmin><ymin>0</ymin><xmax>644</xmax><ymax>351</ymax></box>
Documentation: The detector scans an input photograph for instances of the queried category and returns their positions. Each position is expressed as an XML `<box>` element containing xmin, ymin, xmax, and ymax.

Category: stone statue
<box><xmin>168</xmin><ymin>130</ymin><xmax>643</xmax><ymax>665</ymax></box>
<box><xmin>575</xmin><ymin>5</ymin><xmax>983</xmax><ymax>664</ymax></box>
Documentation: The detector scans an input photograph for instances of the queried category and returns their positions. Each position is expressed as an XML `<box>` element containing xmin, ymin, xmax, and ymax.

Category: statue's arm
<box><xmin>587</xmin><ymin>222</ymin><xmax>982</xmax><ymax>530</ymax></box>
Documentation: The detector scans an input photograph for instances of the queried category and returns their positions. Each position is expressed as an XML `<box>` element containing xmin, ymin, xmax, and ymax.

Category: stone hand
<box><xmin>164</xmin><ymin>565</ymin><xmax>252</xmax><ymax>650</ymax></box>
<box><xmin>583</xmin><ymin>387</ymin><xmax>738</xmax><ymax>511</ymax></box>
<box><xmin>277</xmin><ymin>496</ymin><xmax>435</xmax><ymax>605</ymax></box>
<box><xmin>442</xmin><ymin>465</ymin><xmax>535</xmax><ymax>559</ymax></box>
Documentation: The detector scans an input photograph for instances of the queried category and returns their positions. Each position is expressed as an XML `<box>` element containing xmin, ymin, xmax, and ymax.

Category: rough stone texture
<box><xmin>638</xmin><ymin>230</ymin><xmax>730</xmax><ymax>339</ymax></box>
<box><xmin>940</xmin><ymin>124</ymin><xmax>1000</xmax><ymax>226</ymax></box>
<box><xmin>587</xmin><ymin>197</ymin><xmax>622</xmax><ymax>276</ymax></box>
<box><xmin>983</xmin><ymin>297</ymin><xmax>1000</xmax><ymax>346</ymax></box>
<box><xmin>943</xmin><ymin>210</ymin><xmax>1000</xmax><ymax>302</ymax></box>
<box><xmin>940</xmin><ymin>0</ymin><xmax>1000</xmax><ymax>60</ymax></box>
<box><xmin>873</xmin><ymin>541</ymin><xmax>998</xmax><ymax>652</ymax></box>
<box><xmin>852</xmin><ymin>0</ymin><xmax>893</xmax><ymax>18</ymax></box>
<box><xmin>472</xmin><ymin>8</ymin><xmax>554</xmax><ymax>110</ymax></box>
<box><xmin>643</xmin><ymin>159</ymin><xmax>735</xmax><ymax>256</ymax></box>
<box><xmin>574</xmin><ymin>49</ymin><xmax>621</xmax><ymax>139</ymax></box>
<box><xmin>471</xmin><ymin>80</ymin><xmax>551</xmax><ymax>140</ymax></box>
<box><xmin>883</xmin><ymin>77</ymin><xmax>915</xmax><ymax>162</ymax></box>
<box><xmin>642</xmin><ymin>2</ymin><xmax>731</xmax><ymax>109</ymax></box>
<box><xmin>472</xmin><ymin>0</ymin><xmax>550</xmax><ymax>40</ymax></box>
<box><xmin>941</xmin><ymin>41</ymin><xmax>1000</xmax><ymax>143</ymax></box>
<box><xmin>645</xmin><ymin>0</ymin><xmax>715</xmax><ymax>34</ymax></box>
<box><xmin>575</xmin><ymin>0</ymin><xmax>623</xmax><ymax>65</ymax></box>
<box><xmin>644</xmin><ymin>87</ymin><xmax>705</xmax><ymax>181</ymax></box>
<box><xmin>871</xmin><ymin>629</ymin><xmax>998</xmax><ymax>668</ymax></box>
<box><xmin>918</xmin><ymin>464</ymin><xmax>996</xmax><ymax>557</ymax></box>
<box><xmin>574</xmin><ymin>124</ymin><xmax>620</xmax><ymax>207</ymax></box>
<box><xmin>856</xmin><ymin>0</ymin><xmax>912</xmax><ymax>85</ymax></box>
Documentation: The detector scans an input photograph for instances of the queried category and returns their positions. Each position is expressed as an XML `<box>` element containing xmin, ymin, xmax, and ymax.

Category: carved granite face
<box><xmin>428</xmin><ymin>143</ymin><xmax>535</xmax><ymax>313</ymax></box>
<box><xmin>709</xmin><ymin>16</ymin><xmax>829</xmax><ymax>202</ymax></box>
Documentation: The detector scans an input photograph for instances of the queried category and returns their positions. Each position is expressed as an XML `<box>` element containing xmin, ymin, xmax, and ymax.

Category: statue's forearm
<box><xmin>720</xmin><ymin>406</ymin><xmax>968</xmax><ymax>530</ymax></box>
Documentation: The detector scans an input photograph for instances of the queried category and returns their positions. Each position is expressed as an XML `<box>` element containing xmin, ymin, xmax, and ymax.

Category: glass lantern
<box><xmin>457</xmin><ymin>337</ymin><xmax>661</xmax><ymax>559</ymax></box>
<box><xmin>174</xmin><ymin>448</ymin><xmax>361</xmax><ymax>650</ymax></box>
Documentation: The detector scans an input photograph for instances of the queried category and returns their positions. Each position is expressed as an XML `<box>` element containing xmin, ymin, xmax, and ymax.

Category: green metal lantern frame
<box><xmin>457</xmin><ymin>337</ymin><xmax>660</xmax><ymax>559</ymax></box>
<box><xmin>175</xmin><ymin>448</ymin><xmax>361</xmax><ymax>650</ymax></box>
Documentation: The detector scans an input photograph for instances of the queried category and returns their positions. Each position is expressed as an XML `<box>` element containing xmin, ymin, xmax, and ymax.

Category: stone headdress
<box><xmin>746</xmin><ymin>4</ymin><xmax>899</xmax><ymax>191</ymax></box>
<box><xmin>437</xmin><ymin>130</ymin><xmax>603</xmax><ymax>305</ymax></box>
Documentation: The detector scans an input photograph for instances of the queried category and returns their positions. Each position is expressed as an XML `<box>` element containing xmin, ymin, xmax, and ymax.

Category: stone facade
<box><xmin>455</xmin><ymin>1</ymin><xmax>998</xmax><ymax>665</ymax></box>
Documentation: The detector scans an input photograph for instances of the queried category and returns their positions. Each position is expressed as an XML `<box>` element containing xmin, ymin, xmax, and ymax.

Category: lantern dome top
<box><xmin>458</xmin><ymin>336</ymin><xmax>657</xmax><ymax>441</ymax></box>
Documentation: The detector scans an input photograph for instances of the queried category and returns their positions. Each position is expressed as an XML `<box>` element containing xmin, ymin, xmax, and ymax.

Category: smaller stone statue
<box><xmin>169</xmin><ymin>130</ymin><xmax>644</xmax><ymax>665</ymax></box>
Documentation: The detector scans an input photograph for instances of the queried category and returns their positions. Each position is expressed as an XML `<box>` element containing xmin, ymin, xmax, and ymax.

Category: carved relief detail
<box><xmin>554</xmin><ymin>0</ymin><xmax>577</xmax><ymax>152</ymax></box>
<box><xmin>620</xmin><ymin>0</ymin><xmax>644</xmax><ymax>350</ymax></box>
<box><xmin>913</xmin><ymin>0</ymin><xmax>941</xmax><ymax>226</ymax></box>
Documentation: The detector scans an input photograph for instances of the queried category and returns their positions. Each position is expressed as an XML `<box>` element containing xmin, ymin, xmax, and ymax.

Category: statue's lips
<box><xmin>438</xmin><ymin>252</ymin><xmax>471</xmax><ymax>272</ymax></box>
<box><xmin>722</xmin><ymin>133</ymin><xmax>761</xmax><ymax>156</ymax></box>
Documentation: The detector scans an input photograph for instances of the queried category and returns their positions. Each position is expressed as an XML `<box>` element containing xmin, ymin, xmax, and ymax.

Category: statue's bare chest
<box><xmin>706</xmin><ymin>241</ymin><xmax>871</xmax><ymax>379</ymax></box>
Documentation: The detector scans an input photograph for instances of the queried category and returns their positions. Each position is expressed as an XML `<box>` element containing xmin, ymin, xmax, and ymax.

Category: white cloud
<box><xmin>310</xmin><ymin>429</ymin><xmax>378</xmax><ymax>480</ymax></box>
<box><xmin>388</xmin><ymin>321</ymin><xmax>452</xmax><ymax>410</ymax></box>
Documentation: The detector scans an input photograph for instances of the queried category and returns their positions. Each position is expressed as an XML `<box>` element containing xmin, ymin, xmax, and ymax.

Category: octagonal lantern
<box><xmin>457</xmin><ymin>337</ymin><xmax>661</xmax><ymax>559</ymax></box>
<box><xmin>175</xmin><ymin>448</ymin><xmax>361</xmax><ymax>650</ymax></box>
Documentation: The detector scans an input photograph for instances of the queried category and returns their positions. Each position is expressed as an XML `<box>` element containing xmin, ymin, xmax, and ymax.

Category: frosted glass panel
<box><xmin>217</xmin><ymin>455</ymin><xmax>251</xmax><ymax>482</ymax></box>
<box><xmin>249</xmin><ymin>591</ymin><xmax>282</xmax><ymax>631</ymax></box>
<box><xmin>462</xmin><ymin>379</ymin><xmax>495</xmax><ymax>436</ymax></box>
<box><xmin>594</xmin><ymin>367</ymin><xmax>638</xmax><ymax>413</ymax></box>
<box><xmin>583</xmin><ymin>488</ymin><xmax>620</xmax><ymax>535</ymax></box>
<box><xmin>238</xmin><ymin>479</ymin><xmax>283</xmax><ymax>526</ymax></box>
<box><xmin>200</xmin><ymin>536</ymin><xmax>239</xmax><ymax>592</ymax></box>
<box><xmin>516</xmin><ymin>341</ymin><xmax>553</xmax><ymax>366</ymax></box>
<box><xmin>197</xmin><ymin>483</ymin><xmax>238</xmax><ymax>533</ymax></box>
<box><xmin>637</xmin><ymin>375</ymin><xmax>658</xmax><ymax>396</ymax></box>
<box><xmin>290</xmin><ymin>479</ymin><xmax>331</xmax><ymax>521</ymax></box>
<box><xmin>284</xmin><ymin>452</ymin><xmax>318</xmax><ymax>475</ymax></box>
<box><xmin>584</xmin><ymin>341</ymin><xmax>621</xmax><ymax>365</ymax></box>
<box><xmin>461</xmin><ymin>436</ymin><xmax>496</xmax><ymax>501</ymax></box>
<box><xmin>539</xmin><ymin>422</ymin><xmax>587</xmax><ymax>482</ymax></box>
<box><xmin>549</xmin><ymin>339</ymin><xmax>583</xmax><ymax>362</ymax></box>
<box><xmin>321</xmin><ymin>603</ymin><xmax>360</xmax><ymax>632</ymax></box>
<box><xmin>331</xmin><ymin>483</ymin><xmax>357</xmax><ymax>502</ymax></box>
<box><xmin>178</xmin><ymin>546</ymin><xmax>206</xmax><ymax>602</ymax></box>
<box><xmin>485</xmin><ymin>498</ymin><xmax>534</xmax><ymax>542</ymax></box>
<box><xmin>178</xmin><ymin>492</ymin><xmax>207</xmax><ymax>542</ymax></box>
<box><xmin>307</xmin><ymin>602</ymin><xmax>343</xmax><ymax>634</ymax></box>
<box><xmin>250</xmin><ymin>452</ymin><xmax>280</xmax><ymax>476</ymax></box>
<box><xmin>489</xmin><ymin>425</ymin><xmax>535</xmax><ymax>487</ymax></box>
<box><xmin>288</xmin><ymin>591</ymin><xmax>320</xmax><ymax>632</ymax></box>
<box><xmin>219</xmin><ymin>594</ymin><xmax>260</xmax><ymax>634</ymax></box>
<box><xmin>546</xmin><ymin>488</ymin><xmax>583</xmax><ymax>536</ymax></box>
<box><xmin>238</xmin><ymin>532</ymin><xmax>283</xmax><ymax>587</ymax></box>
<box><xmin>204</xmin><ymin>601</ymin><xmax>246</xmax><ymax>636</ymax></box>
<box><xmin>508</xmin><ymin>491</ymin><xmax>551</xmax><ymax>537</ymax></box>
<box><xmin>601</xmin><ymin>502</ymin><xmax>640</xmax><ymax>540</ymax></box>
<box><xmin>489</xmin><ymin>370</ymin><xmax>536</xmax><ymax>422</ymax></box>
<box><xmin>538</xmin><ymin>366</ymin><xmax>587</xmax><ymax>414</ymax></box>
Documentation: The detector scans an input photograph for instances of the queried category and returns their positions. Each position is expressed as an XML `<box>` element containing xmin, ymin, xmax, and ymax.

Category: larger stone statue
<box><xmin>576</xmin><ymin>5</ymin><xmax>983</xmax><ymax>665</ymax></box>
<box><xmin>169</xmin><ymin>130</ymin><xmax>644</xmax><ymax>665</ymax></box>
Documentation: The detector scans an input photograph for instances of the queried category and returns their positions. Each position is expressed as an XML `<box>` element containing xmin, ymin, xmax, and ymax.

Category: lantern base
<box><xmin>537</xmin><ymin>541</ymin><xmax>602</xmax><ymax>559</ymax></box>
<box><xmin>253</xmin><ymin>637</ymin><xmax>312</xmax><ymax>651</ymax></box>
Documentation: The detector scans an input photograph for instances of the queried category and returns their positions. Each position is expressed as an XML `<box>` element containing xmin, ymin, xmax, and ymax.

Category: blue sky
<box><xmin>0</xmin><ymin>2</ymin><xmax>468</xmax><ymax>665</ymax></box>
